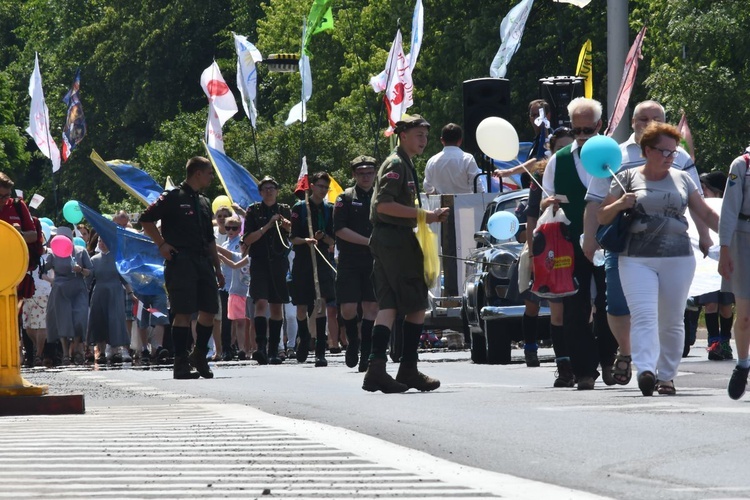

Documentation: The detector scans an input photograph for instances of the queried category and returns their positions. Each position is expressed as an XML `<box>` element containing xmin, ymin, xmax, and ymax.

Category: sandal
<box><xmin>656</xmin><ymin>380</ymin><xmax>676</xmax><ymax>395</ymax></box>
<box><xmin>637</xmin><ymin>370</ymin><xmax>656</xmax><ymax>396</ymax></box>
<box><xmin>612</xmin><ymin>354</ymin><xmax>632</xmax><ymax>385</ymax></box>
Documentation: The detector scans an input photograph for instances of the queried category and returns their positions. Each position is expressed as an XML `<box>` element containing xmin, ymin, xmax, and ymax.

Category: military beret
<box><xmin>258</xmin><ymin>175</ymin><xmax>279</xmax><ymax>189</ymax></box>
<box><xmin>394</xmin><ymin>114</ymin><xmax>430</xmax><ymax>134</ymax></box>
<box><xmin>350</xmin><ymin>155</ymin><xmax>377</xmax><ymax>170</ymax></box>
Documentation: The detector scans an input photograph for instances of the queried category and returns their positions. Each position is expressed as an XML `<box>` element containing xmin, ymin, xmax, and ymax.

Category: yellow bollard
<box><xmin>0</xmin><ymin>219</ymin><xmax>47</xmax><ymax>396</ymax></box>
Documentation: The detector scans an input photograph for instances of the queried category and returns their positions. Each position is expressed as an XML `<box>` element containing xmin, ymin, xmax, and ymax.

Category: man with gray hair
<box><xmin>540</xmin><ymin>97</ymin><xmax>617</xmax><ymax>390</ymax></box>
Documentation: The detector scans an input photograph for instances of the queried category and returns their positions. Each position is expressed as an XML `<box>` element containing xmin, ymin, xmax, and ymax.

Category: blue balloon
<box><xmin>487</xmin><ymin>211</ymin><xmax>519</xmax><ymax>241</ymax></box>
<box><xmin>40</xmin><ymin>222</ymin><xmax>51</xmax><ymax>242</ymax></box>
<box><xmin>73</xmin><ymin>237</ymin><xmax>86</xmax><ymax>248</ymax></box>
<box><xmin>63</xmin><ymin>200</ymin><xmax>83</xmax><ymax>224</ymax></box>
<box><xmin>580</xmin><ymin>136</ymin><xmax>623</xmax><ymax>179</ymax></box>
<box><xmin>39</xmin><ymin>217</ymin><xmax>54</xmax><ymax>227</ymax></box>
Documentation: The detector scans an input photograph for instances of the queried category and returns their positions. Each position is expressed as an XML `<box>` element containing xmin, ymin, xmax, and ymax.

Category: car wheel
<box><xmin>461</xmin><ymin>306</ymin><xmax>472</xmax><ymax>349</ymax></box>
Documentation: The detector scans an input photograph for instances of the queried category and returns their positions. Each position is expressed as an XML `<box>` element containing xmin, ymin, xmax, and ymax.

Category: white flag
<box><xmin>369</xmin><ymin>0</ymin><xmax>423</xmax><ymax>93</ymax></box>
<box><xmin>233</xmin><ymin>33</ymin><xmax>263</xmax><ymax>128</ymax></box>
<box><xmin>553</xmin><ymin>0</ymin><xmax>592</xmax><ymax>7</ymax></box>
<box><xmin>382</xmin><ymin>30</ymin><xmax>413</xmax><ymax>135</ymax></box>
<box><xmin>489</xmin><ymin>0</ymin><xmax>535</xmax><ymax>78</ymax></box>
<box><xmin>26</xmin><ymin>54</ymin><xmax>61</xmax><ymax>173</ymax></box>
<box><xmin>205</xmin><ymin>102</ymin><xmax>225</xmax><ymax>153</ymax></box>
<box><xmin>285</xmin><ymin>54</ymin><xmax>313</xmax><ymax>126</ymax></box>
<box><xmin>200</xmin><ymin>61</ymin><xmax>238</xmax><ymax>126</ymax></box>
<box><xmin>28</xmin><ymin>193</ymin><xmax>44</xmax><ymax>209</ymax></box>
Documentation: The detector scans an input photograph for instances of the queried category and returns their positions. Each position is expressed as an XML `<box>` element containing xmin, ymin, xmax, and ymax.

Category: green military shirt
<box><xmin>370</xmin><ymin>146</ymin><xmax>418</xmax><ymax>228</ymax></box>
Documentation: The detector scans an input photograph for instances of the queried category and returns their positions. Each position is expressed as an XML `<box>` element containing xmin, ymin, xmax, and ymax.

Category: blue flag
<box><xmin>204</xmin><ymin>144</ymin><xmax>262</xmax><ymax>209</ymax></box>
<box><xmin>78</xmin><ymin>203</ymin><xmax>165</xmax><ymax>296</ymax></box>
<box><xmin>90</xmin><ymin>150</ymin><xmax>164</xmax><ymax>206</ymax></box>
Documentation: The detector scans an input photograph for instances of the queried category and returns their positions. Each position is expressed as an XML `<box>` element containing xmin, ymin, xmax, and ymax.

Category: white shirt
<box><xmin>423</xmin><ymin>146</ymin><xmax>485</xmax><ymax>194</ymax></box>
<box><xmin>541</xmin><ymin>140</ymin><xmax>594</xmax><ymax>197</ymax></box>
<box><xmin>585</xmin><ymin>133</ymin><xmax>703</xmax><ymax>203</ymax></box>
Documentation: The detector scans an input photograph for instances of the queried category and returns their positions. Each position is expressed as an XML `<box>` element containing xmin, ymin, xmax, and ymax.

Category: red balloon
<box><xmin>50</xmin><ymin>235</ymin><xmax>74</xmax><ymax>258</ymax></box>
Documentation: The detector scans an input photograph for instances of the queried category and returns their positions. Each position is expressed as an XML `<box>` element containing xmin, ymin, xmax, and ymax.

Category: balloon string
<box><xmin>608</xmin><ymin>166</ymin><xmax>626</xmax><ymax>191</ymax></box>
<box><xmin>515</xmin><ymin>160</ymin><xmax>551</xmax><ymax>198</ymax></box>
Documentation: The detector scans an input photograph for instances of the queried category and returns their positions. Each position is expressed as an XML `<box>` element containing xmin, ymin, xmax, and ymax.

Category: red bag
<box><xmin>531</xmin><ymin>206</ymin><xmax>578</xmax><ymax>298</ymax></box>
<box><xmin>17</xmin><ymin>272</ymin><xmax>36</xmax><ymax>299</ymax></box>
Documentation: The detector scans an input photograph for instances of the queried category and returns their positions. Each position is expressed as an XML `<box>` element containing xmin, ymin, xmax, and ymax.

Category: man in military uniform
<box><xmin>242</xmin><ymin>176</ymin><xmax>292</xmax><ymax>365</ymax></box>
<box><xmin>334</xmin><ymin>156</ymin><xmax>378</xmax><ymax>371</ymax></box>
<box><xmin>140</xmin><ymin>157</ymin><xmax>224</xmax><ymax>380</ymax></box>
<box><xmin>364</xmin><ymin>114</ymin><xmax>450</xmax><ymax>393</ymax></box>
<box><xmin>289</xmin><ymin>171</ymin><xmax>336</xmax><ymax>367</ymax></box>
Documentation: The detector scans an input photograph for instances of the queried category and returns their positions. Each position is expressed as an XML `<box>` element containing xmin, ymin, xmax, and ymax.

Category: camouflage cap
<box><xmin>394</xmin><ymin>114</ymin><xmax>430</xmax><ymax>134</ymax></box>
<box><xmin>350</xmin><ymin>155</ymin><xmax>377</xmax><ymax>170</ymax></box>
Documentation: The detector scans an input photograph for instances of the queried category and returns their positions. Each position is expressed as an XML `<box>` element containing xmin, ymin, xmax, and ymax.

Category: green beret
<box><xmin>394</xmin><ymin>114</ymin><xmax>430</xmax><ymax>134</ymax></box>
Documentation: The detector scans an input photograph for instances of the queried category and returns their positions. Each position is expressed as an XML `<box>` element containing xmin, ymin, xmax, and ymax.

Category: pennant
<box><xmin>165</xmin><ymin>176</ymin><xmax>176</xmax><ymax>190</ymax></box>
<box><xmin>90</xmin><ymin>150</ymin><xmax>164</xmax><ymax>207</ymax></box>
<box><xmin>78</xmin><ymin>203</ymin><xmax>165</xmax><ymax>296</ymax></box>
<box><xmin>205</xmin><ymin>101</ymin><xmax>225</xmax><ymax>152</ymax></box>
<box><xmin>133</xmin><ymin>299</ymin><xmax>144</xmax><ymax>320</ymax></box>
<box><xmin>26</xmin><ymin>53</ymin><xmax>61</xmax><ymax>172</ymax></box>
<box><xmin>200</xmin><ymin>61</ymin><xmax>238</xmax><ymax>126</ymax></box>
<box><xmin>677</xmin><ymin>112</ymin><xmax>696</xmax><ymax>162</ymax></box>
<box><xmin>302</xmin><ymin>0</ymin><xmax>334</xmax><ymax>55</ymax></box>
<box><xmin>285</xmin><ymin>54</ymin><xmax>312</xmax><ymax>126</ymax></box>
<box><xmin>61</xmin><ymin>68</ymin><xmax>86</xmax><ymax>162</ymax></box>
<box><xmin>203</xmin><ymin>143</ymin><xmax>262</xmax><ymax>210</ymax></box>
<box><xmin>575</xmin><ymin>39</ymin><xmax>593</xmax><ymax>99</ymax></box>
<box><xmin>233</xmin><ymin>33</ymin><xmax>263</xmax><ymax>128</ymax></box>
<box><xmin>327</xmin><ymin>175</ymin><xmax>344</xmax><ymax>204</ymax></box>
<box><xmin>381</xmin><ymin>30</ymin><xmax>413</xmax><ymax>135</ymax></box>
<box><xmin>294</xmin><ymin>156</ymin><xmax>309</xmax><ymax>199</ymax></box>
<box><xmin>553</xmin><ymin>0</ymin><xmax>592</xmax><ymax>7</ymax></box>
<box><xmin>605</xmin><ymin>26</ymin><xmax>647</xmax><ymax>137</ymax></box>
<box><xmin>489</xmin><ymin>0</ymin><xmax>535</xmax><ymax>78</ymax></box>
<box><xmin>369</xmin><ymin>0</ymin><xmax>423</xmax><ymax>93</ymax></box>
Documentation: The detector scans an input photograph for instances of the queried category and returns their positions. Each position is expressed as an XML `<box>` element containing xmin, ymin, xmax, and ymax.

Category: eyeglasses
<box><xmin>571</xmin><ymin>127</ymin><xmax>597</xmax><ymax>136</ymax></box>
<box><xmin>314</xmin><ymin>184</ymin><xmax>330</xmax><ymax>191</ymax></box>
<box><xmin>355</xmin><ymin>171</ymin><xmax>375</xmax><ymax>177</ymax></box>
<box><xmin>225</xmin><ymin>226</ymin><xmax>240</xmax><ymax>231</ymax></box>
<box><xmin>261</xmin><ymin>186</ymin><xmax>277</xmax><ymax>192</ymax></box>
<box><xmin>651</xmin><ymin>147</ymin><xmax>678</xmax><ymax>158</ymax></box>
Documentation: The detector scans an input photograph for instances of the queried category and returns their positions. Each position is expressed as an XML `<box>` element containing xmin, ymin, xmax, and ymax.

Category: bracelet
<box><xmin>158</xmin><ymin>241</ymin><xmax>167</xmax><ymax>249</ymax></box>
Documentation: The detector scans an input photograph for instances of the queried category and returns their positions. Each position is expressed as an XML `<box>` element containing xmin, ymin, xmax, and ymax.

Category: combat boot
<box><xmin>395</xmin><ymin>361</ymin><xmax>440</xmax><ymax>392</ymax></box>
<box><xmin>362</xmin><ymin>358</ymin><xmax>408</xmax><ymax>393</ymax></box>
<box><xmin>173</xmin><ymin>354</ymin><xmax>200</xmax><ymax>380</ymax></box>
<box><xmin>253</xmin><ymin>335</ymin><xmax>268</xmax><ymax>365</ymax></box>
<box><xmin>188</xmin><ymin>348</ymin><xmax>214</xmax><ymax>379</ymax></box>
<box><xmin>296</xmin><ymin>330</ymin><xmax>311</xmax><ymax>363</ymax></box>
<box><xmin>554</xmin><ymin>359</ymin><xmax>576</xmax><ymax>388</ymax></box>
<box><xmin>268</xmin><ymin>337</ymin><xmax>282</xmax><ymax>365</ymax></box>
<box><xmin>314</xmin><ymin>335</ymin><xmax>328</xmax><ymax>367</ymax></box>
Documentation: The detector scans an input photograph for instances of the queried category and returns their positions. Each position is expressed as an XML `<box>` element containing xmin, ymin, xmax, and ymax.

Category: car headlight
<box><xmin>487</xmin><ymin>249</ymin><xmax>516</xmax><ymax>280</ymax></box>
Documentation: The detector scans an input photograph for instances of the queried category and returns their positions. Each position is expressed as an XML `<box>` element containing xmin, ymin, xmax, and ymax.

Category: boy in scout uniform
<box><xmin>364</xmin><ymin>115</ymin><xmax>450</xmax><ymax>393</ymax></box>
<box><xmin>333</xmin><ymin>156</ymin><xmax>378</xmax><ymax>371</ymax></box>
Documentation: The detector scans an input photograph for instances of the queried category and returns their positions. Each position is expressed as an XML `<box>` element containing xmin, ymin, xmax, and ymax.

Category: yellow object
<box><xmin>327</xmin><ymin>176</ymin><xmax>344</xmax><ymax>204</ymax></box>
<box><xmin>0</xmin><ymin>219</ymin><xmax>48</xmax><ymax>396</ymax></box>
<box><xmin>212</xmin><ymin>195</ymin><xmax>232</xmax><ymax>214</ymax></box>
<box><xmin>576</xmin><ymin>39</ymin><xmax>593</xmax><ymax>99</ymax></box>
<box><xmin>416</xmin><ymin>209</ymin><xmax>440</xmax><ymax>288</ymax></box>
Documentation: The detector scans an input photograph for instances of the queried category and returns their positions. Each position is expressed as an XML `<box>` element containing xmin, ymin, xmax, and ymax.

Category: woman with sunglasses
<box><xmin>598</xmin><ymin>122</ymin><xmax>718</xmax><ymax>396</ymax></box>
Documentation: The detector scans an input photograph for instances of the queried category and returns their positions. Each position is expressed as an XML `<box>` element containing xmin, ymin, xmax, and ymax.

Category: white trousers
<box><xmin>619</xmin><ymin>255</ymin><xmax>695</xmax><ymax>382</ymax></box>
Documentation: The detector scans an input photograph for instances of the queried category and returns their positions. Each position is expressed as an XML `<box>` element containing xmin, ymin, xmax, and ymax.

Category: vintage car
<box><xmin>462</xmin><ymin>188</ymin><xmax>550</xmax><ymax>364</ymax></box>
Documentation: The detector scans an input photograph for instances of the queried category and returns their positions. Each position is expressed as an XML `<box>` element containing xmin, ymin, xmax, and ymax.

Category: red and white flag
<box><xmin>200</xmin><ymin>61</ymin><xmax>238</xmax><ymax>126</ymax></box>
<box><xmin>677</xmin><ymin>112</ymin><xmax>695</xmax><ymax>162</ymax></box>
<box><xmin>605</xmin><ymin>26</ymin><xmax>647</xmax><ymax>137</ymax></box>
<box><xmin>294</xmin><ymin>156</ymin><xmax>309</xmax><ymax>199</ymax></box>
<box><xmin>382</xmin><ymin>30</ymin><xmax>413</xmax><ymax>136</ymax></box>
<box><xmin>205</xmin><ymin>102</ymin><xmax>225</xmax><ymax>153</ymax></box>
<box><xmin>26</xmin><ymin>53</ymin><xmax>61</xmax><ymax>172</ymax></box>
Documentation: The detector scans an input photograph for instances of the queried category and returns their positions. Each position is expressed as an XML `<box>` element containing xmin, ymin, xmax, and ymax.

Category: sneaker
<box><xmin>140</xmin><ymin>348</ymin><xmax>151</xmax><ymax>364</ymax></box>
<box><xmin>707</xmin><ymin>341</ymin><xmax>724</xmax><ymax>361</ymax></box>
<box><xmin>728</xmin><ymin>365</ymin><xmax>750</xmax><ymax>400</ymax></box>
<box><xmin>221</xmin><ymin>351</ymin><xmax>234</xmax><ymax>362</ymax></box>
<box><xmin>721</xmin><ymin>341</ymin><xmax>734</xmax><ymax>360</ymax></box>
<box><xmin>95</xmin><ymin>354</ymin><xmax>107</xmax><ymax>364</ymax></box>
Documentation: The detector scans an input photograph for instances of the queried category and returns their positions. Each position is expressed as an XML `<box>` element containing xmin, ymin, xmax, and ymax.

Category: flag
<box><xmin>285</xmin><ymin>54</ymin><xmax>312</xmax><ymax>126</ymax></box>
<box><xmin>200</xmin><ymin>61</ymin><xmax>238</xmax><ymax>126</ymax></box>
<box><xmin>205</xmin><ymin>102</ymin><xmax>225</xmax><ymax>152</ymax></box>
<box><xmin>78</xmin><ymin>202</ymin><xmax>165</xmax><ymax>296</ymax></box>
<box><xmin>61</xmin><ymin>68</ymin><xmax>86</xmax><ymax>162</ymax></box>
<box><xmin>381</xmin><ymin>30</ymin><xmax>413</xmax><ymax>135</ymax></box>
<box><xmin>90</xmin><ymin>150</ymin><xmax>164</xmax><ymax>207</ymax></box>
<box><xmin>203</xmin><ymin>143</ymin><xmax>262</xmax><ymax>210</ymax></box>
<box><xmin>26</xmin><ymin>53</ymin><xmax>61</xmax><ymax>172</ymax></box>
<box><xmin>28</xmin><ymin>194</ymin><xmax>44</xmax><ymax>210</ymax></box>
<box><xmin>605</xmin><ymin>26</ymin><xmax>647</xmax><ymax>137</ymax></box>
<box><xmin>294</xmin><ymin>156</ymin><xmax>309</xmax><ymax>199</ymax></box>
<box><xmin>575</xmin><ymin>39</ymin><xmax>593</xmax><ymax>99</ymax></box>
<box><xmin>553</xmin><ymin>0</ymin><xmax>592</xmax><ymax>7</ymax></box>
<box><xmin>369</xmin><ymin>0</ymin><xmax>423</xmax><ymax>93</ymax></box>
<box><xmin>165</xmin><ymin>176</ymin><xmax>176</xmax><ymax>190</ymax></box>
<box><xmin>678</xmin><ymin>112</ymin><xmax>696</xmax><ymax>162</ymax></box>
<box><xmin>302</xmin><ymin>0</ymin><xmax>334</xmax><ymax>55</ymax></box>
<box><xmin>233</xmin><ymin>33</ymin><xmax>263</xmax><ymax>128</ymax></box>
<box><xmin>327</xmin><ymin>175</ymin><xmax>344</xmax><ymax>203</ymax></box>
<box><xmin>489</xmin><ymin>0</ymin><xmax>535</xmax><ymax>78</ymax></box>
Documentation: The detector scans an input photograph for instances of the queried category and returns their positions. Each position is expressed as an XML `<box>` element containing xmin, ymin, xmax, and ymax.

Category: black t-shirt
<box><xmin>333</xmin><ymin>185</ymin><xmax>373</xmax><ymax>256</ymax></box>
<box><xmin>243</xmin><ymin>201</ymin><xmax>291</xmax><ymax>261</ymax></box>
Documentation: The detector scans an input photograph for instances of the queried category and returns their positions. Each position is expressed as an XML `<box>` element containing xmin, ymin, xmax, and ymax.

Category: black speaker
<box><xmin>462</xmin><ymin>78</ymin><xmax>511</xmax><ymax>155</ymax></box>
<box><xmin>538</xmin><ymin>76</ymin><xmax>585</xmax><ymax>129</ymax></box>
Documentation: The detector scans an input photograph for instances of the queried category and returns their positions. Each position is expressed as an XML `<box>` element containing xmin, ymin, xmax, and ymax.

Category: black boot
<box><xmin>173</xmin><ymin>354</ymin><xmax>200</xmax><ymax>379</ymax></box>
<box><xmin>315</xmin><ymin>335</ymin><xmax>328</xmax><ymax>367</ymax></box>
<box><xmin>362</xmin><ymin>358</ymin><xmax>408</xmax><ymax>393</ymax></box>
<box><xmin>253</xmin><ymin>316</ymin><xmax>268</xmax><ymax>365</ymax></box>
<box><xmin>268</xmin><ymin>319</ymin><xmax>283</xmax><ymax>365</ymax></box>
<box><xmin>554</xmin><ymin>358</ymin><xmax>576</xmax><ymax>387</ymax></box>
<box><xmin>395</xmin><ymin>360</ymin><xmax>440</xmax><ymax>391</ymax></box>
<box><xmin>296</xmin><ymin>318</ymin><xmax>311</xmax><ymax>363</ymax></box>
<box><xmin>359</xmin><ymin>319</ymin><xmax>374</xmax><ymax>373</ymax></box>
<box><xmin>344</xmin><ymin>317</ymin><xmax>360</xmax><ymax>369</ymax></box>
<box><xmin>188</xmin><ymin>347</ymin><xmax>214</xmax><ymax>379</ymax></box>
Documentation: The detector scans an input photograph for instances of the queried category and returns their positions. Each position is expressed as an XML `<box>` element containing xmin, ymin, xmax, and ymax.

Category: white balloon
<box><xmin>476</xmin><ymin>117</ymin><xmax>520</xmax><ymax>161</ymax></box>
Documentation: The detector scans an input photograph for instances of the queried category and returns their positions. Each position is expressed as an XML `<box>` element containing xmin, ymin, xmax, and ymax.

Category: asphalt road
<box><xmin>8</xmin><ymin>340</ymin><xmax>750</xmax><ymax>500</ymax></box>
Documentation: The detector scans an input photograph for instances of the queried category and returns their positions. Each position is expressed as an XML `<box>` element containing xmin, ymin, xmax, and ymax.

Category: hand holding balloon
<box><xmin>487</xmin><ymin>211</ymin><xmax>519</xmax><ymax>241</ymax></box>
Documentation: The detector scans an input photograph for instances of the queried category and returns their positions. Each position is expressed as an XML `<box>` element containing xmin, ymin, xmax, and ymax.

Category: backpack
<box><xmin>14</xmin><ymin>200</ymin><xmax>44</xmax><ymax>271</ymax></box>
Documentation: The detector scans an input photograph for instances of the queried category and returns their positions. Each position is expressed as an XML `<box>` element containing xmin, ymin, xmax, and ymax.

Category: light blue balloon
<box><xmin>73</xmin><ymin>237</ymin><xmax>86</xmax><ymax>248</ymax></box>
<box><xmin>580</xmin><ymin>135</ymin><xmax>623</xmax><ymax>179</ymax></box>
<box><xmin>63</xmin><ymin>200</ymin><xmax>83</xmax><ymax>224</ymax></box>
<box><xmin>39</xmin><ymin>217</ymin><xmax>54</xmax><ymax>227</ymax></box>
<box><xmin>40</xmin><ymin>222</ymin><xmax>51</xmax><ymax>242</ymax></box>
<box><xmin>487</xmin><ymin>211</ymin><xmax>519</xmax><ymax>240</ymax></box>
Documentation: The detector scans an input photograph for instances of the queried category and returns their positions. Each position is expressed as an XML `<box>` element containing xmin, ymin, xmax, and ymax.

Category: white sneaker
<box><xmin>120</xmin><ymin>346</ymin><xmax>132</xmax><ymax>362</ymax></box>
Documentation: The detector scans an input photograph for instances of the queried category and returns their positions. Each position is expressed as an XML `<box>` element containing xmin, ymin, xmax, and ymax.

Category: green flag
<box><xmin>303</xmin><ymin>0</ymin><xmax>333</xmax><ymax>54</ymax></box>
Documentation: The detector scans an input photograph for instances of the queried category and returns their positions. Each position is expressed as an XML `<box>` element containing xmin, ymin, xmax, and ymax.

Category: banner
<box><xmin>381</xmin><ymin>30</ymin><xmax>412</xmax><ymax>135</ymax></box>
<box><xmin>605</xmin><ymin>26</ymin><xmax>647</xmax><ymax>137</ymax></box>
<box><xmin>26</xmin><ymin>53</ymin><xmax>61</xmax><ymax>172</ymax></box>
<box><xmin>575</xmin><ymin>39</ymin><xmax>593</xmax><ymax>99</ymax></box>
<box><xmin>90</xmin><ymin>150</ymin><xmax>163</xmax><ymax>207</ymax></box>
<box><xmin>204</xmin><ymin>143</ymin><xmax>262</xmax><ymax>210</ymax></box>
<box><xmin>200</xmin><ymin>61</ymin><xmax>238</xmax><ymax>126</ymax></box>
<box><xmin>61</xmin><ymin>68</ymin><xmax>86</xmax><ymax>161</ymax></box>
<box><xmin>233</xmin><ymin>33</ymin><xmax>263</xmax><ymax>128</ymax></box>
<box><xmin>489</xmin><ymin>0</ymin><xmax>535</xmax><ymax>78</ymax></box>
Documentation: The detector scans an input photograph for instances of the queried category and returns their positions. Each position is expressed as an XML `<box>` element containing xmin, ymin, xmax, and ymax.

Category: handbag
<box><xmin>595</xmin><ymin>170</ymin><xmax>634</xmax><ymax>253</ymax></box>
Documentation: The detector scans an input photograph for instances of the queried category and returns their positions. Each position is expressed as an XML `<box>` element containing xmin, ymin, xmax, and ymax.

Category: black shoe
<box><xmin>728</xmin><ymin>365</ymin><xmax>750</xmax><ymax>400</ymax></box>
<box><xmin>345</xmin><ymin>339</ymin><xmax>360</xmax><ymax>368</ymax></box>
<box><xmin>237</xmin><ymin>350</ymin><xmax>247</xmax><ymax>361</ymax></box>
<box><xmin>524</xmin><ymin>350</ymin><xmax>540</xmax><ymax>368</ymax></box>
<box><xmin>553</xmin><ymin>359</ymin><xmax>575</xmax><ymax>388</ymax></box>
<box><xmin>296</xmin><ymin>334</ymin><xmax>310</xmax><ymax>363</ymax></box>
<box><xmin>173</xmin><ymin>355</ymin><xmax>200</xmax><ymax>379</ymax></box>
<box><xmin>221</xmin><ymin>350</ymin><xmax>234</xmax><ymax>362</ymax></box>
<box><xmin>188</xmin><ymin>349</ymin><xmax>214</xmax><ymax>379</ymax></box>
<box><xmin>315</xmin><ymin>356</ymin><xmax>328</xmax><ymax>367</ymax></box>
<box><xmin>329</xmin><ymin>347</ymin><xmax>342</xmax><ymax>354</ymax></box>
<box><xmin>358</xmin><ymin>353</ymin><xmax>370</xmax><ymax>373</ymax></box>
<box><xmin>637</xmin><ymin>370</ymin><xmax>656</xmax><ymax>396</ymax></box>
<box><xmin>252</xmin><ymin>349</ymin><xmax>268</xmax><ymax>365</ymax></box>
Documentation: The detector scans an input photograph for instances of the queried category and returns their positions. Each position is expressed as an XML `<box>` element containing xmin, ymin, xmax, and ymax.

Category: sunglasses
<box><xmin>571</xmin><ymin>127</ymin><xmax>597</xmax><ymax>136</ymax></box>
<box><xmin>225</xmin><ymin>226</ymin><xmax>240</xmax><ymax>231</ymax></box>
<box><xmin>651</xmin><ymin>147</ymin><xmax>678</xmax><ymax>158</ymax></box>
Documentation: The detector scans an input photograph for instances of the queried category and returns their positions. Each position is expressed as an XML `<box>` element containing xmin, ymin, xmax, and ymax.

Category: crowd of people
<box><xmin>2</xmin><ymin>96</ymin><xmax>748</xmax><ymax>399</ymax></box>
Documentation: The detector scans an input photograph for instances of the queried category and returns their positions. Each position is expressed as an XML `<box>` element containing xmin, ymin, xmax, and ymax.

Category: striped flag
<box><xmin>89</xmin><ymin>150</ymin><xmax>163</xmax><ymax>207</ymax></box>
<box><xmin>605</xmin><ymin>26</ymin><xmax>647</xmax><ymax>137</ymax></box>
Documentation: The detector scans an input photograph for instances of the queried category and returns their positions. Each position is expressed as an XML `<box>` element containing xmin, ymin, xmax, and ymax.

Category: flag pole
<box><xmin>298</xmin><ymin>17</ymin><xmax>307</xmax><ymax>169</ymax></box>
<box><xmin>250</xmin><ymin>126</ymin><xmax>261</xmax><ymax>177</ymax></box>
